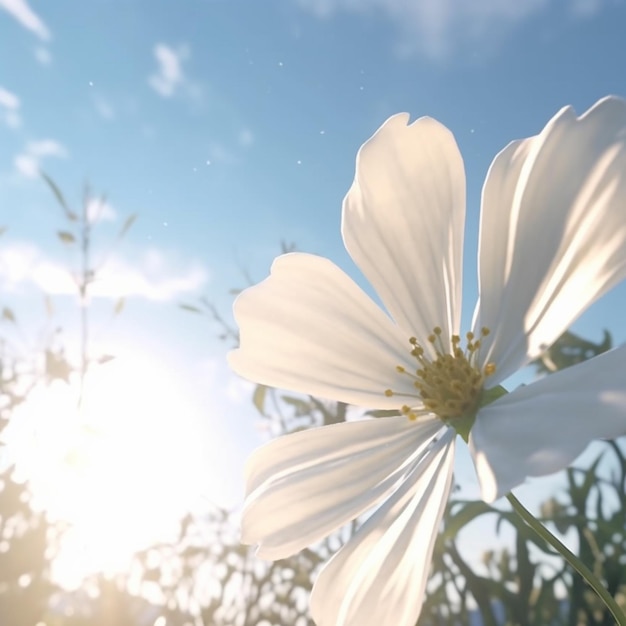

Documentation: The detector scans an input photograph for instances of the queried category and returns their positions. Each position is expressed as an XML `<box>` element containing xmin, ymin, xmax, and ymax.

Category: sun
<box><xmin>2</xmin><ymin>349</ymin><xmax>208</xmax><ymax>588</ymax></box>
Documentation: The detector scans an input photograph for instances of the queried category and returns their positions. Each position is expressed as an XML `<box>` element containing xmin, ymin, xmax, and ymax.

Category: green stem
<box><xmin>507</xmin><ymin>492</ymin><xmax>626</xmax><ymax>625</ymax></box>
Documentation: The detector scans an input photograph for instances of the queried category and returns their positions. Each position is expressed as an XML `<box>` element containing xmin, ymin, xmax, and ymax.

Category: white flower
<box><xmin>228</xmin><ymin>96</ymin><xmax>626</xmax><ymax>626</ymax></box>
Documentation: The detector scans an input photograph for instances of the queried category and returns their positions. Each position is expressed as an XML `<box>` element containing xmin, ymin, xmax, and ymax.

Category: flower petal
<box><xmin>474</xmin><ymin>96</ymin><xmax>626</xmax><ymax>384</ymax></box>
<box><xmin>343</xmin><ymin>114</ymin><xmax>465</xmax><ymax>345</ymax></box>
<box><xmin>242</xmin><ymin>416</ymin><xmax>443</xmax><ymax>560</ymax></box>
<box><xmin>309</xmin><ymin>428</ymin><xmax>455</xmax><ymax>626</ymax></box>
<box><xmin>470</xmin><ymin>344</ymin><xmax>626</xmax><ymax>503</ymax></box>
<box><xmin>229</xmin><ymin>252</ymin><xmax>422</xmax><ymax>409</ymax></box>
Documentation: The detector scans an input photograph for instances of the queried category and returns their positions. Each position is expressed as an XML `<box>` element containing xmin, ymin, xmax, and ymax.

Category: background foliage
<box><xmin>0</xmin><ymin>180</ymin><xmax>625</xmax><ymax>625</ymax></box>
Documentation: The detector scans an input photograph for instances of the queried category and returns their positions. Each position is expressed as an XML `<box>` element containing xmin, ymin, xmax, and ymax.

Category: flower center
<box><xmin>385</xmin><ymin>327</ymin><xmax>496</xmax><ymax>422</ymax></box>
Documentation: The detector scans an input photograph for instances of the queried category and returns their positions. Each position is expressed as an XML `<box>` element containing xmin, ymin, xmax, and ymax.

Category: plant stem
<box><xmin>507</xmin><ymin>492</ymin><xmax>626</xmax><ymax>625</ymax></box>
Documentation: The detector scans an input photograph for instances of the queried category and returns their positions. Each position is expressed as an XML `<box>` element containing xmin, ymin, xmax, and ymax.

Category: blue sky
<box><xmin>1</xmin><ymin>0</ymin><xmax>626</xmax><ymax>583</ymax></box>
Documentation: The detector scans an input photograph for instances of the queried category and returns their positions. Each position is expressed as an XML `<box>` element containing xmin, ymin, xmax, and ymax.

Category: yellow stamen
<box><xmin>484</xmin><ymin>363</ymin><xmax>496</xmax><ymax>377</ymax></box>
<box><xmin>387</xmin><ymin>326</ymin><xmax>496</xmax><ymax>423</ymax></box>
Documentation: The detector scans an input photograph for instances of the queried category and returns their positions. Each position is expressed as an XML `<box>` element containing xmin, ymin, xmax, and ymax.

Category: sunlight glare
<box><xmin>2</xmin><ymin>350</ymin><xmax>207</xmax><ymax>588</ymax></box>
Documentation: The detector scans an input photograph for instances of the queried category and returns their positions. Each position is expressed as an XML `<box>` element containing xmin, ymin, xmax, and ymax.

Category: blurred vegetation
<box><xmin>0</xmin><ymin>178</ymin><xmax>625</xmax><ymax>625</ymax></box>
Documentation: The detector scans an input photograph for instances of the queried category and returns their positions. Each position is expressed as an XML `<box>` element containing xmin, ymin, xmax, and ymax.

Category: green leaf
<box><xmin>448</xmin><ymin>412</ymin><xmax>475</xmax><ymax>443</ymax></box>
<box><xmin>119</xmin><ymin>213</ymin><xmax>137</xmax><ymax>238</ymax></box>
<box><xmin>253</xmin><ymin>384</ymin><xmax>267</xmax><ymax>416</ymax></box>
<box><xmin>44</xmin><ymin>294</ymin><xmax>54</xmax><ymax>317</ymax></box>
<box><xmin>179</xmin><ymin>303</ymin><xmax>203</xmax><ymax>314</ymax></box>
<box><xmin>364</xmin><ymin>409</ymin><xmax>401</xmax><ymax>418</ymax></box>
<box><xmin>515</xmin><ymin>521</ymin><xmax>535</xmax><ymax>611</ymax></box>
<box><xmin>281</xmin><ymin>395</ymin><xmax>312</xmax><ymax>415</ymax></box>
<box><xmin>480</xmin><ymin>384</ymin><xmax>508</xmax><ymax>407</ymax></box>
<box><xmin>113</xmin><ymin>297</ymin><xmax>125</xmax><ymax>315</ymax></box>
<box><xmin>572</xmin><ymin>453</ymin><xmax>603</xmax><ymax>507</ymax></box>
<box><xmin>1</xmin><ymin>307</ymin><xmax>16</xmax><ymax>323</ymax></box>
<box><xmin>532</xmin><ymin>329</ymin><xmax>613</xmax><ymax>373</ymax></box>
<box><xmin>41</xmin><ymin>172</ymin><xmax>78</xmax><ymax>220</ymax></box>
<box><xmin>57</xmin><ymin>230</ymin><xmax>76</xmax><ymax>244</ymax></box>
<box><xmin>45</xmin><ymin>349</ymin><xmax>72</xmax><ymax>383</ymax></box>
<box><xmin>441</xmin><ymin>500</ymin><xmax>493</xmax><ymax>541</ymax></box>
<box><xmin>498</xmin><ymin>510</ymin><xmax>557</xmax><ymax>554</ymax></box>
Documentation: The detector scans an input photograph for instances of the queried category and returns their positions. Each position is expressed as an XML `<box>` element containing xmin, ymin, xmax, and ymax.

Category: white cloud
<box><xmin>0</xmin><ymin>241</ymin><xmax>209</xmax><ymax>302</ymax></box>
<box><xmin>25</xmin><ymin>139</ymin><xmax>65</xmax><ymax>157</ymax></box>
<box><xmin>85</xmin><ymin>198</ymin><xmax>117</xmax><ymax>223</ymax></box>
<box><xmin>92</xmin><ymin>94</ymin><xmax>115</xmax><ymax>120</ymax></box>
<box><xmin>571</xmin><ymin>0</ymin><xmax>604</xmax><ymax>16</ymax></box>
<box><xmin>14</xmin><ymin>156</ymin><xmax>39</xmax><ymax>178</ymax></box>
<box><xmin>93</xmin><ymin>252</ymin><xmax>209</xmax><ymax>301</ymax></box>
<box><xmin>295</xmin><ymin>0</ymin><xmax>608</xmax><ymax>59</ymax></box>
<box><xmin>206</xmin><ymin>141</ymin><xmax>239</xmax><ymax>165</ymax></box>
<box><xmin>0</xmin><ymin>85</ymin><xmax>21</xmax><ymax>129</ymax></box>
<box><xmin>0</xmin><ymin>86</ymin><xmax>19</xmax><ymax>110</ymax></box>
<box><xmin>238</xmin><ymin>128</ymin><xmax>255</xmax><ymax>147</ymax></box>
<box><xmin>0</xmin><ymin>0</ymin><xmax>50</xmax><ymax>41</ymax></box>
<box><xmin>14</xmin><ymin>139</ymin><xmax>68</xmax><ymax>178</ymax></box>
<box><xmin>148</xmin><ymin>43</ymin><xmax>189</xmax><ymax>98</ymax></box>
<box><xmin>226</xmin><ymin>374</ymin><xmax>255</xmax><ymax>405</ymax></box>
<box><xmin>34</xmin><ymin>45</ymin><xmax>52</xmax><ymax>65</ymax></box>
<box><xmin>205</xmin><ymin>128</ymin><xmax>254</xmax><ymax>166</ymax></box>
